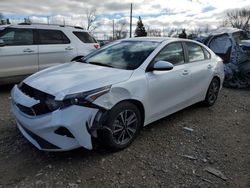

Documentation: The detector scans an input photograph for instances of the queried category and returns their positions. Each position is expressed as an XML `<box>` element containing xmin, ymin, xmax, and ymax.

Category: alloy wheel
<box><xmin>111</xmin><ymin>110</ymin><xmax>138</xmax><ymax>145</ymax></box>
<box><xmin>208</xmin><ymin>80</ymin><xmax>219</xmax><ymax>104</ymax></box>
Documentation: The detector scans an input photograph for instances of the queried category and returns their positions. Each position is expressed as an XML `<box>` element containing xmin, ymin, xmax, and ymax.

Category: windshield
<box><xmin>82</xmin><ymin>41</ymin><xmax>159</xmax><ymax>70</ymax></box>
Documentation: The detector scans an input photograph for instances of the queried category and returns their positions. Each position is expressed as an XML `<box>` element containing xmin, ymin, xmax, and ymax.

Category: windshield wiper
<box><xmin>89</xmin><ymin>62</ymin><xmax>114</xmax><ymax>68</ymax></box>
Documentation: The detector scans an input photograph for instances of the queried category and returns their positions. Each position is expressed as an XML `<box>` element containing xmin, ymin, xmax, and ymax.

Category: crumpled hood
<box><xmin>24</xmin><ymin>62</ymin><xmax>133</xmax><ymax>99</ymax></box>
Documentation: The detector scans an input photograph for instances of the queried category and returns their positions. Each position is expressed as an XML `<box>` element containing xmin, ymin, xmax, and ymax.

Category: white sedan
<box><xmin>11</xmin><ymin>37</ymin><xmax>224</xmax><ymax>151</ymax></box>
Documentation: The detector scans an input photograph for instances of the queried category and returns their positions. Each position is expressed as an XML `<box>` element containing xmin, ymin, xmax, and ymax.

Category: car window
<box><xmin>83</xmin><ymin>41</ymin><xmax>159</xmax><ymax>70</ymax></box>
<box><xmin>73</xmin><ymin>32</ymin><xmax>97</xmax><ymax>43</ymax></box>
<box><xmin>153</xmin><ymin>42</ymin><xmax>184</xmax><ymax>65</ymax></box>
<box><xmin>37</xmin><ymin>29</ymin><xmax>70</xmax><ymax>44</ymax></box>
<box><xmin>186</xmin><ymin>42</ymin><xmax>205</xmax><ymax>62</ymax></box>
<box><xmin>0</xmin><ymin>28</ymin><xmax>33</xmax><ymax>46</ymax></box>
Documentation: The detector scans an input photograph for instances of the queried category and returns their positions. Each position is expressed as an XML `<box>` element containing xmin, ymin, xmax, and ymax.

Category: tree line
<box><xmin>0</xmin><ymin>8</ymin><xmax>249</xmax><ymax>39</ymax></box>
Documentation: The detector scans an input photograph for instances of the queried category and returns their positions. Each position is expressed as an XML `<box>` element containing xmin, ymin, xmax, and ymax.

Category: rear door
<box><xmin>0</xmin><ymin>27</ymin><xmax>38</xmax><ymax>79</ymax></box>
<box><xmin>184</xmin><ymin>42</ymin><xmax>214</xmax><ymax>100</ymax></box>
<box><xmin>146</xmin><ymin>42</ymin><xmax>192</xmax><ymax>122</ymax></box>
<box><xmin>36</xmin><ymin>29</ymin><xmax>77</xmax><ymax>70</ymax></box>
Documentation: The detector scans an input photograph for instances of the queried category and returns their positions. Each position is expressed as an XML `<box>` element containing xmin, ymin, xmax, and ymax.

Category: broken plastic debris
<box><xmin>204</xmin><ymin>166</ymin><xmax>228</xmax><ymax>181</ymax></box>
<box><xmin>183</xmin><ymin>127</ymin><xmax>194</xmax><ymax>132</ymax></box>
<box><xmin>182</xmin><ymin>155</ymin><xmax>197</xmax><ymax>160</ymax></box>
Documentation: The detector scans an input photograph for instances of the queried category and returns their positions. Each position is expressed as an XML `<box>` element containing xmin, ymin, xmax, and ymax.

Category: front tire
<box><xmin>100</xmin><ymin>102</ymin><xmax>141</xmax><ymax>150</ymax></box>
<box><xmin>203</xmin><ymin>78</ymin><xmax>220</xmax><ymax>106</ymax></box>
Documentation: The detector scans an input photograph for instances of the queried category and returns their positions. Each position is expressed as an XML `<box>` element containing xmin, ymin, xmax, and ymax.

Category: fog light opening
<box><xmin>54</xmin><ymin>127</ymin><xmax>75</xmax><ymax>138</ymax></box>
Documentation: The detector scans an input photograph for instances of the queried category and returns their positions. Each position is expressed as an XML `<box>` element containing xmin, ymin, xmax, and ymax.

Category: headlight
<box><xmin>45</xmin><ymin>97</ymin><xmax>63</xmax><ymax>111</ymax></box>
<box><xmin>46</xmin><ymin>85</ymin><xmax>111</xmax><ymax>111</ymax></box>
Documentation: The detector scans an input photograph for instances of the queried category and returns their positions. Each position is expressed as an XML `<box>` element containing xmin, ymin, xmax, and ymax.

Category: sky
<box><xmin>0</xmin><ymin>0</ymin><xmax>249</xmax><ymax>38</ymax></box>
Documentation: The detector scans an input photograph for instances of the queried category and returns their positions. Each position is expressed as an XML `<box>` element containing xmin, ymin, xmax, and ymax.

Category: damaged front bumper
<box><xmin>11</xmin><ymin>85</ymin><xmax>100</xmax><ymax>151</ymax></box>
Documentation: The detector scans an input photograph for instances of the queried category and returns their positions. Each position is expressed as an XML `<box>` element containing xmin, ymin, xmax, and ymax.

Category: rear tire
<box><xmin>203</xmin><ymin>78</ymin><xmax>220</xmax><ymax>107</ymax></box>
<box><xmin>99</xmin><ymin>102</ymin><xmax>141</xmax><ymax>151</ymax></box>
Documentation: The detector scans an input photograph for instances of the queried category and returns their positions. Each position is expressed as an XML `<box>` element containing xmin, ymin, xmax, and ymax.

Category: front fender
<box><xmin>93</xmin><ymin>87</ymin><xmax>133</xmax><ymax>110</ymax></box>
<box><xmin>93</xmin><ymin>68</ymin><xmax>148</xmax><ymax>111</ymax></box>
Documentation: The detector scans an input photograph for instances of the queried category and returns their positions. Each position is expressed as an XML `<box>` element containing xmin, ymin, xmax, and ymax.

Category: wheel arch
<box><xmin>213</xmin><ymin>75</ymin><xmax>221</xmax><ymax>88</ymax></box>
<box><xmin>112</xmin><ymin>99</ymin><xmax>145</xmax><ymax>128</ymax></box>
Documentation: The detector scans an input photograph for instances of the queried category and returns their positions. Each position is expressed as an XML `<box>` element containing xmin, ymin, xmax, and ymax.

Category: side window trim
<box><xmin>182</xmin><ymin>41</ymin><xmax>189</xmax><ymax>63</ymax></box>
<box><xmin>146</xmin><ymin>41</ymin><xmax>185</xmax><ymax>71</ymax></box>
<box><xmin>33</xmin><ymin>29</ymin><xmax>38</xmax><ymax>45</ymax></box>
<box><xmin>33</xmin><ymin>29</ymin><xmax>39</xmax><ymax>45</ymax></box>
<box><xmin>202</xmin><ymin>47</ymin><xmax>211</xmax><ymax>59</ymax></box>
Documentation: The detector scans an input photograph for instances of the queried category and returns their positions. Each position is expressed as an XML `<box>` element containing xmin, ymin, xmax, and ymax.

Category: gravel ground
<box><xmin>0</xmin><ymin>85</ymin><xmax>249</xmax><ymax>188</ymax></box>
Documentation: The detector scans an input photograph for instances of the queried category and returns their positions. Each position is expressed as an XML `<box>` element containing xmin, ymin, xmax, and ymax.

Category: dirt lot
<box><xmin>0</xmin><ymin>85</ymin><xmax>249</xmax><ymax>188</ymax></box>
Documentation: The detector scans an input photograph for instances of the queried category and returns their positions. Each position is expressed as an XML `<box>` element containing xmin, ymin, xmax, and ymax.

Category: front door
<box><xmin>146</xmin><ymin>42</ymin><xmax>192</xmax><ymax>122</ymax></box>
<box><xmin>0</xmin><ymin>28</ymin><xmax>38</xmax><ymax>79</ymax></box>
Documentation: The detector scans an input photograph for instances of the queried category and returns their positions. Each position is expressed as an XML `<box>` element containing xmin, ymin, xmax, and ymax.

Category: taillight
<box><xmin>94</xmin><ymin>44</ymin><xmax>100</xmax><ymax>49</ymax></box>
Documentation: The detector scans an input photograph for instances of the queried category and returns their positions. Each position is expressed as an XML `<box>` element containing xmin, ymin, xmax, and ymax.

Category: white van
<box><xmin>0</xmin><ymin>23</ymin><xmax>100</xmax><ymax>84</ymax></box>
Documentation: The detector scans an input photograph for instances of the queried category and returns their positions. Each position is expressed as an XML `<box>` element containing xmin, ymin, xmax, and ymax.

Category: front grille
<box><xmin>16</xmin><ymin>83</ymin><xmax>55</xmax><ymax>116</ymax></box>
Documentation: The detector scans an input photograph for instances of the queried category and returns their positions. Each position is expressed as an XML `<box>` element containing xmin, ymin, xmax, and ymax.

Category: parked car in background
<box><xmin>202</xmin><ymin>27</ymin><xmax>250</xmax><ymax>88</ymax></box>
<box><xmin>0</xmin><ymin>23</ymin><xmax>99</xmax><ymax>85</ymax></box>
<box><xmin>11</xmin><ymin>37</ymin><xmax>224</xmax><ymax>151</ymax></box>
<box><xmin>97</xmin><ymin>39</ymin><xmax>110</xmax><ymax>47</ymax></box>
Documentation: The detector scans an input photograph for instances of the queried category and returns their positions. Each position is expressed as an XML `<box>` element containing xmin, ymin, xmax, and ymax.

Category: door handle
<box><xmin>65</xmin><ymin>46</ymin><xmax>73</xmax><ymax>50</ymax></box>
<box><xmin>23</xmin><ymin>48</ymin><xmax>34</xmax><ymax>53</ymax></box>
<box><xmin>207</xmin><ymin>64</ymin><xmax>213</xmax><ymax>69</ymax></box>
<box><xmin>182</xmin><ymin>70</ymin><xmax>189</xmax><ymax>75</ymax></box>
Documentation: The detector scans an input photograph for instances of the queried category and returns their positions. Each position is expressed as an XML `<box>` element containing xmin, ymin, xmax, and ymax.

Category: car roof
<box><xmin>209</xmin><ymin>27</ymin><xmax>243</xmax><ymax>36</ymax></box>
<box><xmin>122</xmin><ymin>37</ymin><xmax>174</xmax><ymax>42</ymax></box>
<box><xmin>121</xmin><ymin>37</ymin><xmax>202</xmax><ymax>44</ymax></box>
<box><xmin>1</xmin><ymin>24</ymin><xmax>88</xmax><ymax>32</ymax></box>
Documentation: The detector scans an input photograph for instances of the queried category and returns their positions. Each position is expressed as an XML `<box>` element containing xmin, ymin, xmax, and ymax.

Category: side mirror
<box><xmin>0</xmin><ymin>39</ymin><xmax>5</xmax><ymax>47</ymax></box>
<box><xmin>151</xmin><ymin>61</ymin><xmax>174</xmax><ymax>71</ymax></box>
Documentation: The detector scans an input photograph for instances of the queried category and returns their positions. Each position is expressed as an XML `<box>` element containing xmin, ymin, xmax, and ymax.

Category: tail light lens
<box><xmin>94</xmin><ymin>44</ymin><xmax>100</xmax><ymax>49</ymax></box>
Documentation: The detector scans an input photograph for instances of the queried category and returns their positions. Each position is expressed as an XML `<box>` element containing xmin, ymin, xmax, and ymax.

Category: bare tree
<box><xmin>114</xmin><ymin>19</ymin><xmax>128</xmax><ymax>39</ymax></box>
<box><xmin>144</xmin><ymin>25</ymin><xmax>158</xmax><ymax>37</ymax></box>
<box><xmin>224</xmin><ymin>8</ymin><xmax>250</xmax><ymax>31</ymax></box>
<box><xmin>145</xmin><ymin>26</ymin><xmax>161</xmax><ymax>37</ymax></box>
<box><xmin>221</xmin><ymin>19</ymin><xmax>229</xmax><ymax>27</ymax></box>
<box><xmin>84</xmin><ymin>8</ymin><xmax>98</xmax><ymax>31</ymax></box>
<box><xmin>167</xmin><ymin>29</ymin><xmax>175</xmax><ymax>37</ymax></box>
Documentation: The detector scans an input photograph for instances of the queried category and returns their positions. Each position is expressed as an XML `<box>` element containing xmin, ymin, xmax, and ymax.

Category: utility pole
<box><xmin>130</xmin><ymin>3</ymin><xmax>132</xmax><ymax>38</ymax></box>
<box><xmin>112</xmin><ymin>19</ymin><xmax>115</xmax><ymax>41</ymax></box>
